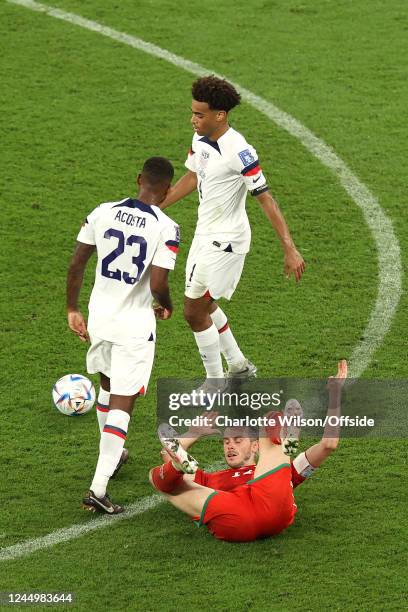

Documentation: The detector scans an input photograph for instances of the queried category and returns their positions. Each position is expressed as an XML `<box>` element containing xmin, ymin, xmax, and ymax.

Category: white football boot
<box><xmin>157</xmin><ymin>424</ymin><xmax>199</xmax><ymax>474</ymax></box>
<box><xmin>281</xmin><ymin>399</ymin><xmax>303</xmax><ymax>456</ymax></box>
<box><xmin>226</xmin><ymin>359</ymin><xmax>257</xmax><ymax>379</ymax></box>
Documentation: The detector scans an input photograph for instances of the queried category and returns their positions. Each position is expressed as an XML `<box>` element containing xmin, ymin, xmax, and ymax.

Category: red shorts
<box><xmin>195</xmin><ymin>463</ymin><xmax>297</xmax><ymax>542</ymax></box>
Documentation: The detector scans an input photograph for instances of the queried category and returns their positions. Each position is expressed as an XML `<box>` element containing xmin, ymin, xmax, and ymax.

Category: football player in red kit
<box><xmin>149</xmin><ymin>360</ymin><xmax>347</xmax><ymax>542</ymax></box>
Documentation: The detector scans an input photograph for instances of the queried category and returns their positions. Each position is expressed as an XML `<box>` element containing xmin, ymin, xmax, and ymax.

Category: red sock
<box><xmin>151</xmin><ymin>462</ymin><xmax>184</xmax><ymax>493</ymax></box>
<box><xmin>264</xmin><ymin>411</ymin><xmax>283</xmax><ymax>445</ymax></box>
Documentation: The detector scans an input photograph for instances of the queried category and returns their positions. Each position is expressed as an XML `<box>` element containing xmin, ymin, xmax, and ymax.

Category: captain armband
<box><xmin>250</xmin><ymin>184</ymin><xmax>269</xmax><ymax>197</ymax></box>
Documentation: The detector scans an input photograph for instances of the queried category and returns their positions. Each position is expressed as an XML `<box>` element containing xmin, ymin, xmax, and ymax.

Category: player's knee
<box><xmin>183</xmin><ymin>306</ymin><xmax>194</xmax><ymax>325</ymax></box>
<box><xmin>183</xmin><ymin>304</ymin><xmax>202</xmax><ymax>327</ymax></box>
<box><xmin>99</xmin><ymin>373</ymin><xmax>111</xmax><ymax>392</ymax></box>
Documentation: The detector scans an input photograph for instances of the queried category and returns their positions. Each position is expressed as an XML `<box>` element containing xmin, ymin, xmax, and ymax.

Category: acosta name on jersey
<box><xmin>114</xmin><ymin>209</ymin><xmax>147</xmax><ymax>228</ymax></box>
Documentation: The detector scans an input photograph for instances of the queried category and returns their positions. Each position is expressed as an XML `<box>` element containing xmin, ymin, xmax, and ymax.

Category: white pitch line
<box><xmin>0</xmin><ymin>495</ymin><xmax>163</xmax><ymax>562</ymax></box>
<box><xmin>2</xmin><ymin>0</ymin><xmax>402</xmax><ymax>562</ymax></box>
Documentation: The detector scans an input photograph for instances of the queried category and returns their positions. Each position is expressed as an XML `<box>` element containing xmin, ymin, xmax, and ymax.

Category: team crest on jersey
<box><xmin>238</xmin><ymin>149</ymin><xmax>255</xmax><ymax>166</ymax></box>
<box><xmin>199</xmin><ymin>149</ymin><xmax>210</xmax><ymax>169</ymax></box>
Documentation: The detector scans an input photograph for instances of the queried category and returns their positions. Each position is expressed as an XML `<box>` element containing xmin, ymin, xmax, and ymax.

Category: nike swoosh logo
<box><xmin>96</xmin><ymin>500</ymin><xmax>114</xmax><ymax>513</ymax></box>
<box><xmin>92</xmin><ymin>498</ymin><xmax>114</xmax><ymax>513</ymax></box>
<box><xmin>253</xmin><ymin>176</ymin><xmax>261</xmax><ymax>184</ymax></box>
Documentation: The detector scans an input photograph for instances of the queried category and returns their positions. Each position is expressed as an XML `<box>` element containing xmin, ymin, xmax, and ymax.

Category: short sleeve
<box><xmin>229</xmin><ymin>143</ymin><xmax>268</xmax><ymax>195</ymax></box>
<box><xmin>151</xmin><ymin>222</ymin><xmax>180</xmax><ymax>271</ymax></box>
<box><xmin>184</xmin><ymin>146</ymin><xmax>196</xmax><ymax>172</ymax></box>
<box><xmin>76</xmin><ymin>205</ymin><xmax>101</xmax><ymax>245</ymax></box>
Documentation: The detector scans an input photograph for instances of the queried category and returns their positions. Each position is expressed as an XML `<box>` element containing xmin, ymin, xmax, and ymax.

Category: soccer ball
<box><xmin>52</xmin><ymin>374</ymin><xmax>95</xmax><ymax>416</ymax></box>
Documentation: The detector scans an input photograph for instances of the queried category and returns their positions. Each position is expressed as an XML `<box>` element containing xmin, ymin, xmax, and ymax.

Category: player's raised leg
<box><xmin>299</xmin><ymin>359</ymin><xmax>347</xmax><ymax>469</ymax></box>
<box><xmin>160</xmin><ymin>478</ymin><xmax>216</xmax><ymax>518</ymax></box>
<box><xmin>253</xmin><ymin>429</ymin><xmax>290</xmax><ymax>480</ymax></box>
<box><xmin>150</xmin><ymin>465</ymin><xmax>216</xmax><ymax>518</ymax></box>
<box><xmin>252</xmin><ymin>400</ymin><xmax>303</xmax><ymax>479</ymax></box>
<box><xmin>149</xmin><ymin>445</ymin><xmax>215</xmax><ymax>520</ymax></box>
<box><xmin>290</xmin><ymin>360</ymin><xmax>347</xmax><ymax>484</ymax></box>
<box><xmin>149</xmin><ymin>423</ymin><xmax>217</xmax><ymax>518</ymax></box>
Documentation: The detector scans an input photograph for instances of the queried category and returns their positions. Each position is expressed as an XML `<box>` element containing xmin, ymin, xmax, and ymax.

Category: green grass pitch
<box><xmin>0</xmin><ymin>0</ymin><xmax>407</xmax><ymax>609</ymax></box>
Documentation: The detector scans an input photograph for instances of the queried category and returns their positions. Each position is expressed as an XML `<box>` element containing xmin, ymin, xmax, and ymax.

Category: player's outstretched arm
<box><xmin>304</xmin><ymin>359</ymin><xmax>348</xmax><ymax>467</ymax></box>
<box><xmin>151</xmin><ymin>266</ymin><xmax>173</xmax><ymax>319</ymax></box>
<box><xmin>159</xmin><ymin>171</ymin><xmax>197</xmax><ymax>210</ymax></box>
<box><xmin>256</xmin><ymin>191</ymin><xmax>305</xmax><ymax>282</ymax></box>
<box><xmin>66</xmin><ymin>242</ymin><xmax>95</xmax><ymax>342</ymax></box>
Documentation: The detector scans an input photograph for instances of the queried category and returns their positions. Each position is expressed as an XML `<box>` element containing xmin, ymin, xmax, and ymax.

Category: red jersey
<box><xmin>194</xmin><ymin>462</ymin><xmax>305</xmax><ymax>491</ymax></box>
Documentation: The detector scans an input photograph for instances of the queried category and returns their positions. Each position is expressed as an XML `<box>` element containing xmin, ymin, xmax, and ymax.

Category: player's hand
<box><xmin>284</xmin><ymin>247</ymin><xmax>305</xmax><ymax>282</ymax></box>
<box><xmin>186</xmin><ymin>411</ymin><xmax>221</xmax><ymax>438</ymax></box>
<box><xmin>327</xmin><ymin>359</ymin><xmax>348</xmax><ymax>391</ymax></box>
<box><xmin>153</xmin><ymin>304</ymin><xmax>172</xmax><ymax>320</ymax></box>
<box><xmin>67</xmin><ymin>310</ymin><xmax>89</xmax><ymax>342</ymax></box>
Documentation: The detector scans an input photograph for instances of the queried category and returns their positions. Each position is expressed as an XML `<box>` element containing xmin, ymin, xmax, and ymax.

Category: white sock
<box><xmin>210</xmin><ymin>307</ymin><xmax>245</xmax><ymax>368</ymax></box>
<box><xmin>90</xmin><ymin>409</ymin><xmax>130</xmax><ymax>498</ymax></box>
<box><xmin>96</xmin><ymin>388</ymin><xmax>110</xmax><ymax>434</ymax></box>
<box><xmin>193</xmin><ymin>324</ymin><xmax>224</xmax><ymax>378</ymax></box>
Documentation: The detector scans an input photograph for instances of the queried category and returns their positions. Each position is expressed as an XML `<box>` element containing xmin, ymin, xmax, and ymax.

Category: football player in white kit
<box><xmin>160</xmin><ymin>76</ymin><xmax>305</xmax><ymax>387</ymax></box>
<box><xmin>67</xmin><ymin>157</ymin><xmax>179</xmax><ymax>513</ymax></box>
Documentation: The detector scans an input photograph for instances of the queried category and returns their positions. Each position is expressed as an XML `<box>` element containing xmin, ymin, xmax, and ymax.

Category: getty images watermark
<box><xmin>157</xmin><ymin>378</ymin><xmax>408</xmax><ymax>438</ymax></box>
<box><xmin>168</xmin><ymin>389</ymin><xmax>283</xmax><ymax>411</ymax></box>
<box><xmin>166</xmin><ymin>412</ymin><xmax>375</xmax><ymax>430</ymax></box>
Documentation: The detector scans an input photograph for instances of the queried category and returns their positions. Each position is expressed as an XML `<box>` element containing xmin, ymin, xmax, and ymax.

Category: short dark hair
<box><xmin>192</xmin><ymin>75</ymin><xmax>241</xmax><ymax>112</ymax></box>
<box><xmin>142</xmin><ymin>156</ymin><xmax>174</xmax><ymax>185</ymax></box>
<box><xmin>223</xmin><ymin>425</ymin><xmax>259</xmax><ymax>440</ymax></box>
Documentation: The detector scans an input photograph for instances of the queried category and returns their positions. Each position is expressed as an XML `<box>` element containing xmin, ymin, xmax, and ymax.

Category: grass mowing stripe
<box><xmin>7</xmin><ymin>0</ymin><xmax>402</xmax><ymax>380</ymax></box>
<box><xmin>0</xmin><ymin>495</ymin><xmax>163</xmax><ymax>562</ymax></box>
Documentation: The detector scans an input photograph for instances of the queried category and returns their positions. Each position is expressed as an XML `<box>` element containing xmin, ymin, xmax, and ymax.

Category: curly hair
<box><xmin>192</xmin><ymin>75</ymin><xmax>241</xmax><ymax>112</ymax></box>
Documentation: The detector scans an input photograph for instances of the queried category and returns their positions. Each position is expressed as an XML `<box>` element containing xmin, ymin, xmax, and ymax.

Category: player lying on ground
<box><xmin>150</xmin><ymin>360</ymin><xmax>347</xmax><ymax>542</ymax></box>
<box><xmin>160</xmin><ymin>76</ymin><xmax>305</xmax><ymax>387</ymax></box>
<box><xmin>67</xmin><ymin>157</ymin><xmax>180</xmax><ymax>514</ymax></box>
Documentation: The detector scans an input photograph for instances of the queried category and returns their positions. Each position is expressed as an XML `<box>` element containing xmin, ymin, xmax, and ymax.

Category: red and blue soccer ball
<box><xmin>52</xmin><ymin>374</ymin><xmax>95</xmax><ymax>416</ymax></box>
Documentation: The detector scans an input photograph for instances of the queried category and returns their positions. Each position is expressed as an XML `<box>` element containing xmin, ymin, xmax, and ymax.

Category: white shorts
<box><xmin>185</xmin><ymin>237</ymin><xmax>246</xmax><ymax>300</ymax></box>
<box><xmin>86</xmin><ymin>335</ymin><xmax>155</xmax><ymax>396</ymax></box>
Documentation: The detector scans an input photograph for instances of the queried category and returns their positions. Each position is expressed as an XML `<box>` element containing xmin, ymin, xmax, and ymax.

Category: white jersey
<box><xmin>184</xmin><ymin>127</ymin><xmax>268</xmax><ymax>254</ymax></box>
<box><xmin>77</xmin><ymin>197</ymin><xmax>179</xmax><ymax>344</ymax></box>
